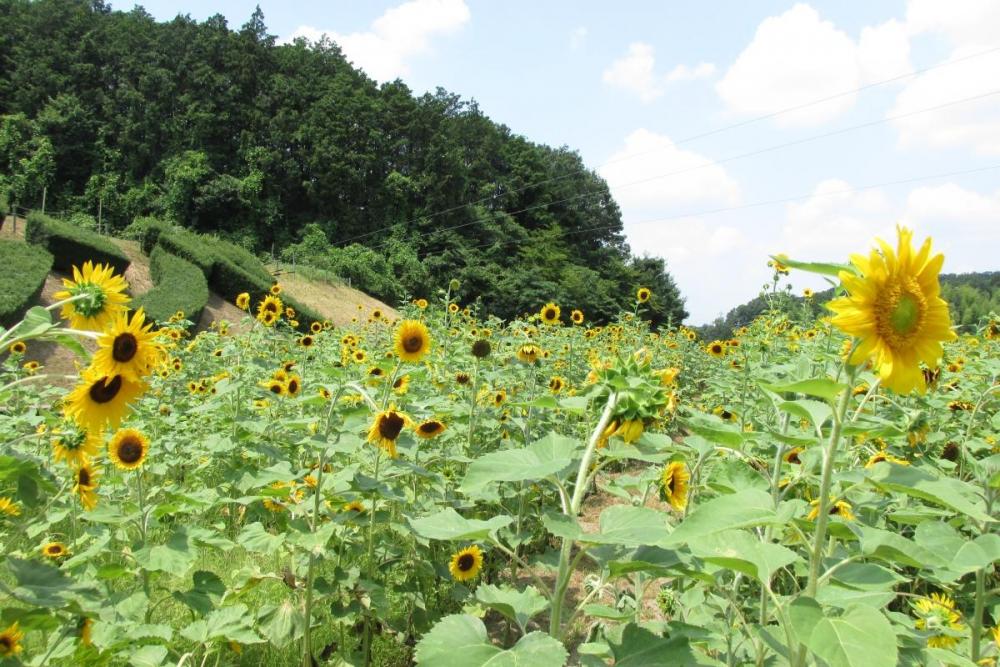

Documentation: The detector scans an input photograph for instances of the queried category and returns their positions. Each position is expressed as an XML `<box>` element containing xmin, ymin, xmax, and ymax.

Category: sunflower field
<box><xmin>0</xmin><ymin>228</ymin><xmax>998</xmax><ymax>667</ymax></box>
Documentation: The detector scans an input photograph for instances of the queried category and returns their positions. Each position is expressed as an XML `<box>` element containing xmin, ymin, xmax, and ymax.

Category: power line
<box><xmin>331</xmin><ymin>44</ymin><xmax>1000</xmax><ymax>248</ymax></box>
<box><xmin>363</xmin><ymin>87</ymin><xmax>1000</xmax><ymax>252</ymax></box>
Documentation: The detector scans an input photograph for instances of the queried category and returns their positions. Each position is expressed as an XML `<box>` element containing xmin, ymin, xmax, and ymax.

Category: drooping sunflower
<box><xmin>0</xmin><ymin>496</ymin><xmax>21</xmax><ymax>517</ymax></box>
<box><xmin>706</xmin><ymin>341</ymin><xmax>726</xmax><ymax>358</ymax></box>
<box><xmin>539</xmin><ymin>303</ymin><xmax>561</xmax><ymax>325</ymax></box>
<box><xmin>108</xmin><ymin>428</ymin><xmax>149</xmax><ymax>471</ymax></box>
<box><xmin>54</xmin><ymin>261</ymin><xmax>131</xmax><ymax>331</ymax></box>
<box><xmin>471</xmin><ymin>339</ymin><xmax>491</xmax><ymax>359</ymax></box>
<box><xmin>448</xmin><ymin>544</ymin><xmax>484</xmax><ymax>582</ymax></box>
<box><xmin>613</xmin><ymin>419</ymin><xmax>644</xmax><ymax>444</ymax></box>
<box><xmin>367</xmin><ymin>408</ymin><xmax>411</xmax><ymax>458</ymax></box>
<box><xmin>92</xmin><ymin>308</ymin><xmax>165</xmax><ymax>381</ymax></box>
<box><xmin>235</xmin><ymin>292</ymin><xmax>250</xmax><ymax>310</ymax></box>
<box><xmin>829</xmin><ymin>226</ymin><xmax>956</xmax><ymax>393</ymax></box>
<box><xmin>548</xmin><ymin>376</ymin><xmax>565</xmax><ymax>394</ymax></box>
<box><xmin>913</xmin><ymin>593</ymin><xmax>965</xmax><ymax>649</ymax></box>
<box><xmin>63</xmin><ymin>369</ymin><xmax>147</xmax><ymax>432</ymax></box>
<box><xmin>517</xmin><ymin>344</ymin><xmax>541</xmax><ymax>364</ymax></box>
<box><xmin>660</xmin><ymin>462</ymin><xmax>690</xmax><ymax>511</ymax></box>
<box><xmin>0</xmin><ymin>622</ymin><xmax>24</xmax><ymax>657</ymax></box>
<box><xmin>636</xmin><ymin>287</ymin><xmax>651</xmax><ymax>303</ymax></box>
<box><xmin>41</xmin><ymin>542</ymin><xmax>69</xmax><ymax>559</ymax></box>
<box><xmin>394</xmin><ymin>320</ymin><xmax>431</xmax><ymax>362</ymax></box>
<box><xmin>865</xmin><ymin>451</ymin><xmax>909</xmax><ymax>468</ymax></box>
<box><xmin>415</xmin><ymin>419</ymin><xmax>446</xmax><ymax>439</ymax></box>
<box><xmin>492</xmin><ymin>389</ymin><xmax>507</xmax><ymax>407</ymax></box>
<box><xmin>73</xmin><ymin>464</ymin><xmax>102</xmax><ymax>511</ymax></box>
<box><xmin>343</xmin><ymin>500</ymin><xmax>365</xmax><ymax>513</ymax></box>
<box><xmin>807</xmin><ymin>498</ymin><xmax>855</xmax><ymax>521</ymax></box>
<box><xmin>51</xmin><ymin>426</ymin><xmax>102</xmax><ymax>468</ymax></box>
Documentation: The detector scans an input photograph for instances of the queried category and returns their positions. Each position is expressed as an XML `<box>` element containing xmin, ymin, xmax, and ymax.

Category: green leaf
<box><xmin>867</xmin><ymin>464</ymin><xmax>991</xmax><ymax>522</ymax></box>
<box><xmin>179</xmin><ymin>604</ymin><xmax>260</xmax><ymax>645</ymax></box>
<box><xmin>139</xmin><ymin>527</ymin><xmax>196</xmax><ymax>577</ymax></box>
<box><xmin>475</xmin><ymin>584</ymin><xmax>549</xmax><ymax>633</ymax></box>
<box><xmin>760</xmin><ymin>378</ymin><xmax>847</xmax><ymax>401</ymax></box>
<box><xmin>688</xmin><ymin>530</ymin><xmax>797</xmax><ymax>583</ymax></box>
<box><xmin>6</xmin><ymin>557</ymin><xmax>71</xmax><ymax>607</ymax></box>
<box><xmin>129</xmin><ymin>645</ymin><xmax>168</xmax><ymax>667</ymax></box>
<box><xmin>607</xmin><ymin>546</ymin><xmax>688</xmax><ymax>580</ymax></box>
<box><xmin>608</xmin><ymin>624</ymin><xmax>703</xmax><ymax>666</ymax></box>
<box><xmin>773</xmin><ymin>256</ymin><xmax>853</xmax><ymax>277</ymax></box>
<box><xmin>258</xmin><ymin>600</ymin><xmax>304</xmax><ymax>649</ymax></box>
<box><xmin>237</xmin><ymin>522</ymin><xmax>285</xmax><ymax>555</ymax></box>
<box><xmin>682</xmin><ymin>414</ymin><xmax>744</xmax><ymax>447</ymax></box>
<box><xmin>806</xmin><ymin>605</ymin><xmax>897</xmax><ymax>667</ymax></box>
<box><xmin>828</xmin><ymin>562</ymin><xmax>907</xmax><ymax>591</ymax></box>
<box><xmin>588</xmin><ymin>505</ymin><xmax>671</xmax><ymax>546</ymax></box>
<box><xmin>664</xmin><ymin>489</ymin><xmax>778</xmax><ymax>545</ymax></box>
<box><xmin>173</xmin><ymin>570</ymin><xmax>226</xmax><ymax>615</ymax></box>
<box><xmin>414</xmin><ymin>614</ymin><xmax>567</xmax><ymax>666</ymax></box>
<box><xmin>778</xmin><ymin>399</ymin><xmax>832</xmax><ymax>433</ymax></box>
<box><xmin>408</xmin><ymin>508</ymin><xmax>514</xmax><ymax>542</ymax></box>
<box><xmin>856</xmin><ymin>525</ymin><xmax>943</xmax><ymax>569</ymax></box>
<box><xmin>460</xmin><ymin>433</ymin><xmax>580</xmax><ymax>495</ymax></box>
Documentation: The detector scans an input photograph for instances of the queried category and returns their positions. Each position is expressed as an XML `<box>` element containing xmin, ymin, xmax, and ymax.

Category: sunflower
<box><xmin>299</xmin><ymin>334</ymin><xmax>315</xmax><ymax>348</ymax></box>
<box><xmin>353</xmin><ymin>349</ymin><xmax>367</xmax><ymax>363</ymax></box>
<box><xmin>635</xmin><ymin>287</ymin><xmax>653</xmax><ymax>303</ymax></box>
<box><xmin>51</xmin><ymin>427</ymin><xmax>102</xmax><ymax>468</ymax></box>
<box><xmin>807</xmin><ymin>498</ymin><xmax>855</xmax><ymax>521</ymax></box>
<box><xmin>784</xmin><ymin>447</ymin><xmax>803</xmax><ymax>465</ymax></box>
<box><xmin>41</xmin><ymin>542</ymin><xmax>69</xmax><ymax>559</ymax></box>
<box><xmin>456</xmin><ymin>372</ymin><xmax>471</xmax><ymax>385</ymax></box>
<box><xmin>492</xmin><ymin>389</ymin><xmax>507</xmax><ymax>407</ymax></box>
<box><xmin>471</xmin><ymin>339</ymin><xmax>491</xmax><ymax>359</ymax></box>
<box><xmin>309</xmin><ymin>321</ymin><xmax>323</xmax><ymax>335</ymax></box>
<box><xmin>448</xmin><ymin>545</ymin><xmax>484</xmax><ymax>582</ymax></box>
<box><xmin>63</xmin><ymin>369</ymin><xmax>147</xmax><ymax>432</ymax></box>
<box><xmin>660</xmin><ymin>462</ymin><xmax>690</xmax><ymax>511</ymax></box>
<box><xmin>235</xmin><ymin>292</ymin><xmax>250</xmax><ymax>310</ymax></box>
<box><xmin>517</xmin><ymin>344</ymin><xmax>541</xmax><ymax>364</ymax></box>
<box><xmin>539</xmin><ymin>303</ymin><xmax>561</xmax><ymax>325</ymax></box>
<box><xmin>257</xmin><ymin>294</ymin><xmax>283</xmax><ymax>321</ymax></box>
<box><xmin>92</xmin><ymin>308</ymin><xmax>165</xmax><ymax>381</ymax></box>
<box><xmin>415</xmin><ymin>419</ymin><xmax>447</xmax><ymax>439</ymax></box>
<box><xmin>448</xmin><ymin>303</ymin><xmax>459</xmax><ymax>314</ymax></box>
<box><xmin>392</xmin><ymin>375</ymin><xmax>410</xmax><ymax>394</ymax></box>
<box><xmin>548</xmin><ymin>376</ymin><xmax>565</xmax><ymax>394</ymax></box>
<box><xmin>803</xmin><ymin>288</ymin><xmax>814</xmax><ymax>299</ymax></box>
<box><xmin>343</xmin><ymin>500</ymin><xmax>365</xmax><ymax>513</ymax></box>
<box><xmin>0</xmin><ymin>496</ymin><xmax>20</xmax><ymax>517</ymax></box>
<box><xmin>285</xmin><ymin>374</ymin><xmax>302</xmax><ymax>397</ymax></box>
<box><xmin>415</xmin><ymin>298</ymin><xmax>428</xmax><ymax>309</ymax></box>
<box><xmin>270</xmin><ymin>283</ymin><xmax>282</xmax><ymax>295</ymax></box>
<box><xmin>865</xmin><ymin>451</ymin><xmax>909</xmax><ymax>468</ymax></box>
<box><xmin>829</xmin><ymin>226</ymin><xmax>956</xmax><ymax>393</ymax></box>
<box><xmin>8</xmin><ymin>341</ymin><xmax>26</xmax><ymax>355</ymax></box>
<box><xmin>108</xmin><ymin>428</ymin><xmax>149</xmax><ymax>471</ymax></box>
<box><xmin>367</xmin><ymin>408</ymin><xmax>411</xmax><ymax>458</ymax></box>
<box><xmin>0</xmin><ymin>622</ymin><xmax>23</xmax><ymax>657</ymax></box>
<box><xmin>78</xmin><ymin>617</ymin><xmax>93</xmax><ymax>647</ymax></box>
<box><xmin>706</xmin><ymin>341</ymin><xmax>726</xmax><ymax>358</ymax></box>
<box><xmin>54</xmin><ymin>261</ymin><xmax>131</xmax><ymax>331</ymax></box>
<box><xmin>73</xmin><ymin>464</ymin><xmax>102</xmax><ymax>511</ymax></box>
<box><xmin>613</xmin><ymin>419</ymin><xmax>644</xmax><ymax>444</ymax></box>
<box><xmin>913</xmin><ymin>593</ymin><xmax>965</xmax><ymax>649</ymax></box>
<box><xmin>394</xmin><ymin>320</ymin><xmax>432</xmax><ymax>362</ymax></box>
<box><xmin>570</xmin><ymin>309</ymin><xmax>584</xmax><ymax>325</ymax></box>
<box><xmin>259</xmin><ymin>310</ymin><xmax>277</xmax><ymax>327</ymax></box>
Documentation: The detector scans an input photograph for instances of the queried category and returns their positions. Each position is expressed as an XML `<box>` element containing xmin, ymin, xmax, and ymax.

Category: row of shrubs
<box><xmin>132</xmin><ymin>246</ymin><xmax>209</xmax><ymax>325</ymax></box>
<box><xmin>24</xmin><ymin>213</ymin><xmax>131</xmax><ymax>275</ymax></box>
<box><xmin>128</xmin><ymin>217</ymin><xmax>324</xmax><ymax>329</ymax></box>
<box><xmin>0</xmin><ymin>239</ymin><xmax>53</xmax><ymax>327</ymax></box>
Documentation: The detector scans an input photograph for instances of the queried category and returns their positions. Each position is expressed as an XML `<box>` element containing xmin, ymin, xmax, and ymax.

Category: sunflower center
<box><xmin>544</xmin><ymin>309</ymin><xmax>556</xmax><ymax>319</ymax></box>
<box><xmin>288</xmin><ymin>379</ymin><xmax>299</xmax><ymax>393</ymax></box>
<box><xmin>403</xmin><ymin>335</ymin><xmax>423</xmax><ymax>353</ymax></box>
<box><xmin>77</xmin><ymin>469</ymin><xmax>91</xmax><ymax>486</ymax></box>
<box><xmin>269</xmin><ymin>383</ymin><xmax>283</xmax><ymax>394</ymax></box>
<box><xmin>117</xmin><ymin>437</ymin><xmax>144</xmax><ymax>464</ymax></box>
<box><xmin>420</xmin><ymin>422</ymin><xmax>440</xmax><ymax>434</ymax></box>
<box><xmin>112</xmin><ymin>333</ymin><xmax>139</xmax><ymax>362</ymax></box>
<box><xmin>664</xmin><ymin>475</ymin><xmax>675</xmax><ymax>494</ymax></box>
<box><xmin>876</xmin><ymin>278</ymin><xmax>927</xmax><ymax>348</ymax></box>
<box><xmin>0</xmin><ymin>637</ymin><xmax>11</xmax><ymax>650</ymax></box>
<box><xmin>378</xmin><ymin>413</ymin><xmax>405</xmax><ymax>440</ymax></box>
<box><xmin>890</xmin><ymin>294</ymin><xmax>919</xmax><ymax>334</ymax></box>
<box><xmin>70</xmin><ymin>282</ymin><xmax>108</xmax><ymax>317</ymax></box>
<box><xmin>457</xmin><ymin>553</ymin><xmax>475</xmax><ymax>571</ymax></box>
<box><xmin>89</xmin><ymin>375</ymin><xmax>122</xmax><ymax>403</ymax></box>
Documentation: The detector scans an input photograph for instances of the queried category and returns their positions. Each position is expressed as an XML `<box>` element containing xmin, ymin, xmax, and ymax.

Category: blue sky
<box><xmin>127</xmin><ymin>1</ymin><xmax>1000</xmax><ymax>323</ymax></box>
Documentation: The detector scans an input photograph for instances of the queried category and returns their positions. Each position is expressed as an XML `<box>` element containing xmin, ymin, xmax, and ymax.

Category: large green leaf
<box><xmin>760</xmin><ymin>378</ymin><xmax>846</xmax><ymax>401</ymax></box>
<box><xmin>664</xmin><ymin>489</ymin><xmax>778</xmax><ymax>545</ymax></box>
<box><xmin>414</xmin><ymin>614</ymin><xmax>567</xmax><ymax>666</ymax></box>
<box><xmin>237</xmin><ymin>522</ymin><xmax>285</xmax><ymax>555</ymax></box>
<box><xmin>460</xmin><ymin>433</ymin><xmax>579</xmax><ymax>495</ymax></box>
<box><xmin>682</xmin><ymin>414</ymin><xmax>744</xmax><ymax>447</ymax></box>
<box><xmin>867</xmin><ymin>464</ymin><xmax>991</xmax><ymax>521</ymax></box>
<box><xmin>778</xmin><ymin>399</ymin><xmax>832</xmax><ymax>434</ymax></box>
<box><xmin>179</xmin><ymin>604</ymin><xmax>261</xmax><ymax>645</ymax></box>
<box><xmin>808</xmin><ymin>604</ymin><xmax>897</xmax><ymax>667</ymax></box>
<box><xmin>688</xmin><ymin>530</ymin><xmax>797</xmax><ymax>583</ymax></box>
<box><xmin>608</xmin><ymin>624</ymin><xmax>704</xmax><ymax>666</ymax></box>
<box><xmin>138</xmin><ymin>527</ymin><xmax>196</xmax><ymax>577</ymax></box>
<box><xmin>5</xmin><ymin>557</ymin><xmax>72</xmax><ymax>607</ymax></box>
<box><xmin>408</xmin><ymin>508</ymin><xmax>513</xmax><ymax>542</ymax></box>
<box><xmin>475</xmin><ymin>584</ymin><xmax>549</xmax><ymax>633</ymax></box>
<box><xmin>856</xmin><ymin>525</ymin><xmax>943</xmax><ymax>569</ymax></box>
<box><xmin>257</xmin><ymin>600</ymin><xmax>304</xmax><ymax>649</ymax></box>
<box><xmin>588</xmin><ymin>505</ymin><xmax>671</xmax><ymax>546</ymax></box>
<box><xmin>914</xmin><ymin>522</ymin><xmax>1000</xmax><ymax>581</ymax></box>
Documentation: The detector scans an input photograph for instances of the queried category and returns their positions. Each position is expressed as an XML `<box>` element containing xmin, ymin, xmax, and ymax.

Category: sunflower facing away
<box><xmin>63</xmin><ymin>368</ymin><xmax>147</xmax><ymax>432</ymax></box>
<box><xmin>517</xmin><ymin>344</ymin><xmax>541</xmax><ymax>364</ymax></box>
<box><xmin>448</xmin><ymin>544</ymin><xmax>484</xmax><ymax>582</ymax></box>
<box><xmin>539</xmin><ymin>303</ymin><xmax>561</xmax><ymax>325</ymax></box>
<box><xmin>829</xmin><ymin>226</ymin><xmax>956</xmax><ymax>393</ymax></box>
<box><xmin>41</xmin><ymin>542</ymin><xmax>69</xmax><ymax>559</ymax></box>
<box><xmin>394</xmin><ymin>320</ymin><xmax>432</xmax><ymax>362</ymax></box>
<box><xmin>73</xmin><ymin>464</ymin><xmax>102</xmax><ymax>511</ymax></box>
<box><xmin>0</xmin><ymin>622</ymin><xmax>24</xmax><ymax>657</ymax></box>
<box><xmin>108</xmin><ymin>428</ymin><xmax>149</xmax><ymax>471</ymax></box>
<box><xmin>92</xmin><ymin>307</ymin><xmax>165</xmax><ymax>381</ymax></box>
<box><xmin>415</xmin><ymin>419</ymin><xmax>446</xmax><ymax>439</ymax></box>
<box><xmin>367</xmin><ymin>408</ymin><xmax>412</xmax><ymax>458</ymax></box>
<box><xmin>54</xmin><ymin>261</ymin><xmax>131</xmax><ymax>331</ymax></box>
<box><xmin>660</xmin><ymin>461</ymin><xmax>690</xmax><ymax>511</ymax></box>
<box><xmin>913</xmin><ymin>593</ymin><xmax>965</xmax><ymax>649</ymax></box>
<box><xmin>51</xmin><ymin>426</ymin><xmax>102</xmax><ymax>468</ymax></box>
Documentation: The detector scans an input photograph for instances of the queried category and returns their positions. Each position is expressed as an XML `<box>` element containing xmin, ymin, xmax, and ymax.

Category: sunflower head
<box><xmin>415</xmin><ymin>419</ymin><xmax>446</xmax><ymax>439</ymax></box>
<box><xmin>636</xmin><ymin>287</ymin><xmax>651</xmax><ymax>303</ymax></box>
<box><xmin>0</xmin><ymin>622</ymin><xmax>24</xmax><ymax>657</ymax></box>
<box><xmin>517</xmin><ymin>344</ymin><xmax>541</xmax><ymax>364</ymax></box>
<box><xmin>63</xmin><ymin>369</ymin><xmax>147</xmax><ymax>432</ymax></box>
<box><xmin>660</xmin><ymin>461</ymin><xmax>690</xmax><ymax>511</ymax></box>
<box><xmin>73</xmin><ymin>464</ymin><xmax>102</xmax><ymax>511</ymax></box>
<box><xmin>235</xmin><ymin>292</ymin><xmax>250</xmax><ymax>310</ymax></box>
<box><xmin>548</xmin><ymin>376</ymin><xmax>565</xmax><ymax>393</ymax></box>
<box><xmin>829</xmin><ymin>226</ymin><xmax>956</xmax><ymax>394</ymax></box>
<box><xmin>108</xmin><ymin>428</ymin><xmax>149</xmax><ymax>471</ymax></box>
<box><xmin>93</xmin><ymin>308</ymin><xmax>166</xmax><ymax>381</ymax></box>
<box><xmin>415</xmin><ymin>298</ymin><xmax>428</xmax><ymax>309</ymax></box>
<box><xmin>54</xmin><ymin>262</ymin><xmax>131</xmax><ymax>331</ymax></box>
<box><xmin>8</xmin><ymin>341</ymin><xmax>26</xmax><ymax>355</ymax></box>
<box><xmin>471</xmin><ymin>339</ymin><xmax>491</xmax><ymax>359</ymax></box>
<box><xmin>51</xmin><ymin>425</ymin><xmax>102</xmax><ymax>468</ymax></box>
<box><xmin>367</xmin><ymin>409</ymin><xmax>411</xmax><ymax>457</ymax></box>
<box><xmin>448</xmin><ymin>544</ymin><xmax>484</xmax><ymax>582</ymax></box>
<box><xmin>706</xmin><ymin>341</ymin><xmax>726</xmax><ymax>358</ymax></box>
<box><xmin>394</xmin><ymin>320</ymin><xmax>431</xmax><ymax>362</ymax></box>
<box><xmin>42</xmin><ymin>542</ymin><xmax>69</xmax><ymax>559</ymax></box>
<box><xmin>539</xmin><ymin>303</ymin><xmax>561</xmax><ymax>325</ymax></box>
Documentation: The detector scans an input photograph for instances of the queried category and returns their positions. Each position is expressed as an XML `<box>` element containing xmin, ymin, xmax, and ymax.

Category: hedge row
<box><xmin>132</xmin><ymin>216</ymin><xmax>173</xmax><ymax>255</ymax></box>
<box><xmin>24</xmin><ymin>213</ymin><xmax>130</xmax><ymax>275</ymax></box>
<box><xmin>0</xmin><ymin>239</ymin><xmax>54</xmax><ymax>328</ymax></box>
<box><xmin>132</xmin><ymin>246</ymin><xmax>208</xmax><ymax>325</ymax></box>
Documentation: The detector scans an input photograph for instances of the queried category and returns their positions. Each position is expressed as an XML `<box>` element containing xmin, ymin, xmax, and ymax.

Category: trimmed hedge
<box><xmin>0</xmin><ymin>239</ymin><xmax>54</xmax><ymax>328</ymax></box>
<box><xmin>24</xmin><ymin>212</ymin><xmax>130</xmax><ymax>275</ymax></box>
<box><xmin>155</xmin><ymin>228</ymin><xmax>216</xmax><ymax>275</ymax></box>
<box><xmin>133</xmin><ymin>217</ymin><xmax>173</xmax><ymax>255</ymax></box>
<box><xmin>133</xmin><ymin>246</ymin><xmax>208</xmax><ymax>325</ymax></box>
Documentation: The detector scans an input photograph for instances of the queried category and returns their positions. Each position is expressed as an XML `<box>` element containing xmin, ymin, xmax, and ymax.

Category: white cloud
<box><xmin>281</xmin><ymin>0</ymin><xmax>470</xmax><ymax>81</ymax></box>
<box><xmin>665</xmin><ymin>62</ymin><xmax>717</xmax><ymax>83</ymax></box>
<box><xmin>570</xmin><ymin>26</ymin><xmax>588</xmax><ymax>50</ymax></box>
<box><xmin>887</xmin><ymin>1</ymin><xmax>1000</xmax><ymax>154</ymax></box>
<box><xmin>602</xmin><ymin>42</ymin><xmax>663</xmax><ymax>102</ymax></box>
<box><xmin>716</xmin><ymin>4</ymin><xmax>912</xmax><ymax>126</ymax></box>
<box><xmin>599</xmin><ymin>128</ymin><xmax>741</xmax><ymax>213</ymax></box>
<box><xmin>783</xmin><ymin>179</ymin><xmax>894</xmax><ymax>259</ymax></box>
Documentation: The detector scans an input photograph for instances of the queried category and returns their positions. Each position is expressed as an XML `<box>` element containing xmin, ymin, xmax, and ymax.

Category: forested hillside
<box><xmin>0</xmin><ymin>0</ymin><xmax>686</xmax><ymax>323</ymax></box>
